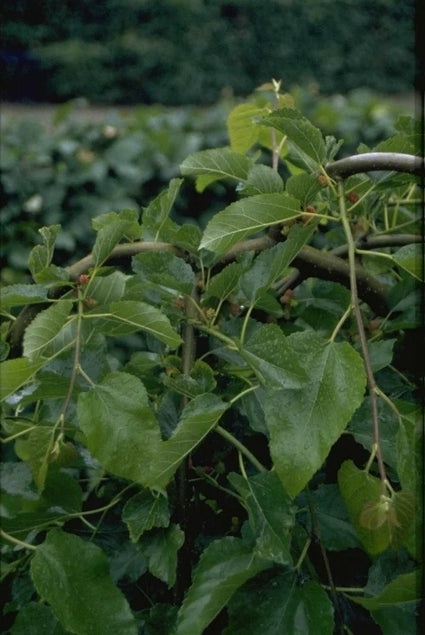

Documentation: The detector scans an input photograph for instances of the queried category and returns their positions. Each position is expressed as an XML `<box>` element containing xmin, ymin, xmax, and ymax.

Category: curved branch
<box><xmin>293</xmin><ymin>245</ymin><xmax>388</xmax><ymax>315</ymax></box>
<box><xmin>326</xmin><ymin>153</ymin><xmax>424</xmax><ymax>179</ymax></box>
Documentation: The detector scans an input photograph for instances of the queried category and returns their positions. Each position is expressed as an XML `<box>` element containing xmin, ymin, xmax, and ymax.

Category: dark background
<box><xmin>1</xmin><ymin>0</ymin><xmax>415</xmax><ymax>106</ymax></box>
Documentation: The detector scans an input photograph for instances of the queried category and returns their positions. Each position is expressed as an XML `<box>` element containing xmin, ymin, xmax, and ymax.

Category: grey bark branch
<box><xmin>326</xmin><ymin>153</ymin><xmax>424</xmax><ymax>179</ymax></box>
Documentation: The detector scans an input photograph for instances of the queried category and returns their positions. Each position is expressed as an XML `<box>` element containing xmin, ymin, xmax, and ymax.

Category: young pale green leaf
<box><xmin>392</xmin><ymin>244</ymin><xmax>424</xmax><ymax>281</ymax></box>
<box><xmin>123</xmin><ymin>489</ymin><xmax>170</xmax><ymax>542</ymax></box>
<box><xmin>132</xmin><ymin>251</ymin><xmax>195</xmax><ymax>295</ymax></box>
<box><xmin>91</xmin><ymin>300</ymin><xmax>182</xmax><ymax>348</ymax></box>
<box><xmin>0</xmin><ymin>284</ymin><xmax>48</xmax><ymax>311</ymax></box>
<box><xmin>30</xmin><ymin>529</ymin><xmax>137</xmax><ymax>635</ymax></box>
<box><xmin>338</xmin><ymin>460</ymin><xmax>391</xmax><ymax>555</ymax></box>
<box><xmin>78</xmin><ymin>373</ymin><xmax>227</xmax><ymax>489</ymax></box>
<box><xmin>265</xmin><ymin>332</ymin><xmax>366</xmax><ymax>497</ymax></box>
<box><xmin>176</xmin><ymin>537</ymin><xmax>271</xmax><ymax>635</ymax></box>
<box><xmin>241</xmin><ymin>323</ymin><xmax>307</xmax><ymax>389</ymax></box>
<box><xmin>141</xmin><ymin>524</ymin><xmax>184</xmax><ymax>588</ymax></box>
<box><xmin>199</xmin><ymin>193</ymin><xmax>301</xmax><ymax>254</ymax></box>
<box><xmin>261</xmin><ymin>108</ymin><xmax>326</xmax><ymax>166</ymax></box>
<box><xmin>239</xmin><ymin>221</ymin><xmax>318</xmax><ymax>302</ymax></box>
<box><xmin>0</xmin><ymin>357</ymin><xmax>45</xmax><ymax>402</ymax></box>
<box><xmin>22</xmin><ymin>300</ymin><xmax>74</xmax><ymax>361</ymax></box>
<box><xmin>228</xmin><ymin>471</ymin><xmax>295</xmax><ymax>564</ymax></box>
<box><xmin>227</xmin><ymin>103</ymin><xmax>265</xmax><ymax>153</ymax></box>
<box><xmin>225</xmin><ymin>570</ymin><xmax>334</xmax><ymax>635</ymax></box>
<box><xmin>91</xmin><ymin>209</ymin><xmax>141</xmax><ymax>267</ymax></box>
<box><xmin>180</xmin><ymin>147</ymin><xmax>254</xmax><ymax>193</ymax></box>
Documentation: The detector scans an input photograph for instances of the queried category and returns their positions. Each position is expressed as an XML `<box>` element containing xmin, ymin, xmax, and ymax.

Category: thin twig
<box><xmin>338</xmin><ymin>180</ymin><xmax>387</xmax><ymax>491</ymax></box>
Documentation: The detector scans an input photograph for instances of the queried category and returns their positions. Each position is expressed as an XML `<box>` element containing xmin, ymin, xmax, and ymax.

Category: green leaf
<box><xmin>10</xmin><ymin>601</ymin><xmax>67</xmax><ymax>634</ymax></box>
<box><xmin>141</xmin><ymin>524</ymin><xmax>184</xmax><ymax>588</ymax></box>
<box><xmin>392</xmin><ymin>244</ymin><xmax>424</xmax><ymax>281</ymax></box>
<box><xmin>123</xmin><ymin>490</ymin><xmax>170</xmax><ymax>542</ymax></box>
<box><xmin>205</xmin><ymin>262</ymin><xmax>244</xmax><ymax>301</ymax></box>
<box><xmin>337</xmin><ymin>460</ymin><xmax>391</xmax><ymax>555</ymax></box>
<box><xmin>0</xmin><ymin>357</ymin><xmax>45</xmax><ymax>402</ymax></box>
<box><xmin>109</xmin><ymin>542</ymin><xmax>147</xmax><ymax>583</ymax></box>
<box><xmin>0</xmin><ymin>284</ymin><xmax>48</xmax><ymax>311</ymax></box>
<box><xmin>348</xmin><ymin>398</ymin><xmax>399</xmax><ymax>471</ymax></box>
<box><xmin>30</xmin><ymin>529</ymin><xmax>137</xmax><ymax>635</ymax></box>
<box><xmin>91</xmin><ymin>300</ymin><xmax>182</xmax><ymax>348</ymax></box>
<box><xmin>286</xmin><ymin>173</ymin><xmax>323</xmax><ymax>206</ymax></box>
<box><xmin>29</xmin><ymin>225</ymin><xmax>61</xmax><ymax>279</ymax></box>
<box><xmin>176</xmin><ymin>537</ymin><xmax>271</xmax><ymax>635</ymax></box>
<box><xmin>225</xmin><ymin>570</ymin><xmax>334</xmax><ymax>635</ymax></box>
<box><xmin>22</xmin><ymin>301</ymin><xmax>74</xmax><ymax>362</ymax></box>
<box><xmin>149</xmin><ymin>392</ymin><xmax>229</xmax><ymax>487</ymax></box>
<box><xmin>15</xmin><ymin>425</ymin><xmax>55</xmax><ymax>492</ymax></box>
<box><xmin>367</xmin><ymin>338</ymin><xmax>396</xmax><ymax>372</ymax></box>
<box><xmin>240</xmin><ymin>164</ymin><xmax>284</xmax><ymax>195</ymax></box>
<box><xmin>91</xmin><ymin>209</ymin><xmax>141</xmax><ymax>267</ymax></box>
<box><xmin>265</xmin><ymin>332</ymin><xmax>366</xmax><ymax>497</ymax></box>
<box><xmin>199</xmin><ymin>193</ymin><xmax>301</xmax><ymax>254</ymax></box>
<box><xmin>78</xmin><ymin>373</ymin><xmax>228</xmax><ymax>489</ymax></box>
<box><xmin>308</xmin><ymin>484</ymin><xmax>361</xmax><ymax>551</ymax></box>
<box><xmin>227</xmin><ymin>103</ymin><xmax>265</xmax><ymax>153</ymax></box>
<box><xmin>349</xmin><ymin>571</ymin><xmax>420</xmax><ymax>634</ymax></box>
<box><xmin>164</xmin><ymin>360</ymin><xmax>217</xmax><ymax>399</ymax></box>
<box><xmin>41</xmin><ymin>466</ymin><xmax>83</xmax><ymax>513</ymax></box>
<box><xmin>2</xmin><ymin>511</ymin><xmax>64</xmax><ymax>539</ymax></box>
<box><xmin>77</xmin><ymin>372</ymin><xmax>162</xmax><ymax>487</ymax></box>
<box><xmin>132</xmin><ymin>251</ymin><xmax>195</xmax><ymax>295</ymax></box>
<box><xmin>228</xmin><ymin>471</ymin><xmax>295</xmax><ymax>564</ymax></box>
<box><xmin>142</xmin><ymin>178</ymin><xmax>182</xmax><ymax>241</ymax></box>
<box><xmin>239</xmin><ymin>221</ymin><xmax>317</xmax><ymax>303</ymax></box>
<box><xmin>241</xmin><ymin>323</ymin><xmax>307</xmax><ymax>389</ymax></box>
<box><xmin>180</xmin><ymin>147</ymin><xmax>253</xmax><ymax>193</ymax></box>
<box><xmin>261</xmin><ymin>108</ymin><xmax>326</xmax><ymax>166</ymax></box>
<box><xmin>87</xmin><ymin>271</ymin><xmax>128</xmax><ymax>305</ymax></box>
<box><xmin>397</xmin><ymin>406</ymin><xmax>422</xmax><ymax>493</ymax></box>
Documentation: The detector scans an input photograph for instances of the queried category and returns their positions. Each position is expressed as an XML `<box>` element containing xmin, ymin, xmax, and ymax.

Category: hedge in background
<box><xmin>1</xmin><ymin>0</ymin><xmax>415</xmax><ymax>105</ymax></box>
<box><xmin>0</xmin><ymin>89</ymin><xmax>409</xmax><ymax>277</ymax></box>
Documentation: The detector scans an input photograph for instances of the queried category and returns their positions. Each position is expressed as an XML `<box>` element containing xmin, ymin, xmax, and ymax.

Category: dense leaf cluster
<box><xmin>1</xmin><ymin>0</ymin><xmax>414</xmax><ymax>104</ymax></box>
<box><xmin>1</xmin><ymin>85</ymin><xmax>423</xmax><ymax>633</ymax></box>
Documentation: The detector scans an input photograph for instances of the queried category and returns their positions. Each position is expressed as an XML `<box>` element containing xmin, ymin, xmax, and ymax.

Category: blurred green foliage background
<box><xmin>1</xmin><ymin>0</ymin><xmax>415</xmax><ymax>105</ymax></box>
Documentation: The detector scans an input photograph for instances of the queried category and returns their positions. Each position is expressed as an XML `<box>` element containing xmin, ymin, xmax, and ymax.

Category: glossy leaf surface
<box><xmin>265</xmin><ymin>333</ymin><xmax>366</xmax><ymax>496</ymax></box>
<box><xmin>31</xmin><ymin>529</ymin><xmax>137</xmax><ymax>635</ymax></box>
